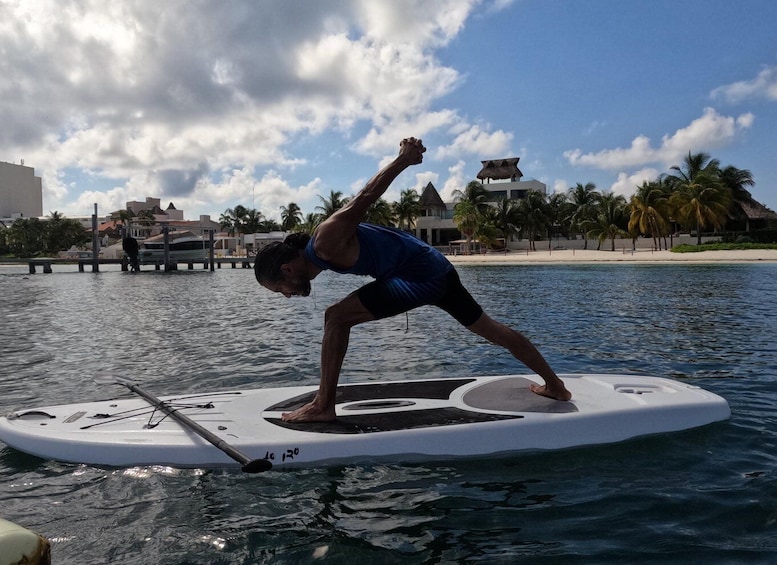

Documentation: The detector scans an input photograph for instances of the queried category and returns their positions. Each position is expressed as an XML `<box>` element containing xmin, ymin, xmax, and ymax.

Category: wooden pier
<box><xmin>13</xmin><ymin>257</ymin><xmax>253</xmax><ymax>274</ymax></box>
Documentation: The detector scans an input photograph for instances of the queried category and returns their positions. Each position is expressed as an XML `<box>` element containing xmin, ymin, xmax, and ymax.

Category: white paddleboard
<box><xmin>0</xmin><ymin>374</ymin><xmax>730</xmax><ymax>470</ymax></box>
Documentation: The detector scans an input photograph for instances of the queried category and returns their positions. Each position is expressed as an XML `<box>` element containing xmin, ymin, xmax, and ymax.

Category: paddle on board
<box><xmin>94</xmin><ymin>376</ymin><xmax>272</xmax><ymax>473</ymax></box>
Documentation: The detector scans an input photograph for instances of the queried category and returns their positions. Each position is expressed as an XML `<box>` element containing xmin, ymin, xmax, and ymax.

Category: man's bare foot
<box><xmin>530</xmin><ymin>382</ymin><xmax>572</xmax><ymax>401</ymax></box>
<box><xmin>282</xmin><ymin>401</ymin><xmax>336</xmax><ymax>423</ymax></box>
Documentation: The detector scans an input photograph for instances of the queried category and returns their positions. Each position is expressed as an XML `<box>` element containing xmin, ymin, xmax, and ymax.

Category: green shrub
<box><xmin>672</xmin><ymin>242</ymin><xmax>777</xmax><ymax>253</ymax></box>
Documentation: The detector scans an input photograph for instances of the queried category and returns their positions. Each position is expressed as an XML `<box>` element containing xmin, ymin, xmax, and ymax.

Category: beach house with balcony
<box><xmin>415</xmin><ymin>157</ymin><xmax>547</xmax><ymax>248</ymax></box>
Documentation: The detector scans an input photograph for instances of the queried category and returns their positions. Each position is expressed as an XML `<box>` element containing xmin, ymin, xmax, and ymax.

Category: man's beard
<box><xmin>293</xmin><ymin>277</ymin><xmax>311</xmax><ymax>297</ymax></box>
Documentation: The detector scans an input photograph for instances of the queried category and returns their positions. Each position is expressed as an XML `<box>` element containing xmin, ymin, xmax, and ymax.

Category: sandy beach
<box><xmin>446</xmin><ymin>248</ymin><xmax>777</xmax><ymax>264</ymax></box>
<box><xmin>1</xmin><ymin>248</ymin><xmax>776</xmax><ymax>270</ymax></box>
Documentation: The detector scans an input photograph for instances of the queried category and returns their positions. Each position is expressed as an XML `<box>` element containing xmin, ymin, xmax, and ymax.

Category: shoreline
<box><xmin>2</xmin><ymin>249</ymin><xmax>776</xmax><ymax>270</ymax></box>
<box><xmin>446</xmin><ymin>248</ymin><xmax>777</xmax><ymax>264</ymax></box>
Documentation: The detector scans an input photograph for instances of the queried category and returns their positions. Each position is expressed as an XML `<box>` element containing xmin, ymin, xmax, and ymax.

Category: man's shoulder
<box><xmin>309</xmin><ymin>222</ymin><xmax>359</xmax><ymax>262</ymax></box>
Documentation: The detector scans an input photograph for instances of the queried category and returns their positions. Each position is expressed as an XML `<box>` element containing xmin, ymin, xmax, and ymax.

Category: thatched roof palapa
<box><xmin>737</xmin><ymin>198</ymin><xmax>777</xmax><ymax>221</ymax></box>
<box><xmin>476</xmin><ymin>158</ymin><xmax>524</xmax><ymax>182</ymax></box>
<box><xmin>419</xmin><ymin>182</ymin><xmax>446</xmax><ymax>209</ymax></box>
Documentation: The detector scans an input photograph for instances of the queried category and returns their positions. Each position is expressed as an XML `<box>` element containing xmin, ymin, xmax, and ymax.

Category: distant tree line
<box><xmin>221</xmin><ymin>150</ymin><xmax>772</xmax><ymax>252</ymax></box>
<box><xmin>217</xmin><ymin>188</ymin><xmax>423</xmax><ymax>238</ymax></box>
<box><xmin>0</xmin><ymin>212</ymin><xmax>89</xmax><ymax>257</ymax></box>
<box><xmin>443</xmin><ymin>152</ymin><xmax>770</xmax><ymax>252</ymax></box>
<box><xmin>2</xmin><ymin>150</ymin><xmax>772</xmax><ymax>258</ymax></box>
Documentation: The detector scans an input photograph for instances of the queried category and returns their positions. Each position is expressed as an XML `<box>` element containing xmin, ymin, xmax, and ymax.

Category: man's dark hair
<box><xmin>254</xmin><ymin>233</ymin><xmax>311</xmax><ymax>284</ymax></box>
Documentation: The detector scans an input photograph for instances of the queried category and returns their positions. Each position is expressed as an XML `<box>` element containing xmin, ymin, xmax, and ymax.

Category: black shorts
<box><xmin>356</xmin><ymin>269</ymin><xmax>483</xmax><ymax>327</ymax></box>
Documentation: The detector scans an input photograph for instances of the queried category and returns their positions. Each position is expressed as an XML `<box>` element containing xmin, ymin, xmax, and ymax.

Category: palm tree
<box><xmin>453</xmin><ymin>199</ymin><xmax>480</xmax><ymax>253</ymax></box>
<box><xmin>516</xmin><ymin>191</ymin><xmax>551</xmax><ymax>251</ymax></box>
<box><xmin>44</xmin><ymin>211</ymin><xmax>63</xmax><ymax>254</ymax></box>
<box><xmin>111</xmin><ymin>209</ymin><xmax>133</xmax><ymax>225</ymax></box>
<box><xmin>280</xmin><ymin>202</ymin><xmax>303</xmax><ymax>232</ymax></box>
<box><xmin>297</xmin><ymin>213</ymin><xmax>322</xmax><ymax>235</ymax></box>
<box><xmin>474</xmin><ymin>211</ymin><xmax>501</xmax><ymax>251</ymax></box>
<box><xmin>111</xmin><ymin>209</ymin><xmax>135</xmax><ymax>237</ymax></box>
<box><xmin>719</xmin><ymin>165</ymin><xmax>756</xmax><ymax>231</ymax></box>
<box><xmin>568</xmin><ymin>182</ymin><xmax>601</xmax><ymax>250</ymax></box>
<box><xmin>667</xmin><ymin>152</ymin><xmax>731</xmax><ymax>244</ymax></box>
<box><xmin>492</xmin><ymin>197</ymin><xmax>521</xmax><ymax>247</ymax></box>
<box><xmin>364</xmin><ymin>198</ymin><xmax>396</xmax><ymax>226</ymax></box>
<box><xmin>0</xmin><ymin>223</ymin><xmax>8</xmax><ymax>255</ymax></box>
<box><xmin>220</xmin><ymin>205</ymin><xmax>249</xmax><ymax>235</ymax></box>
<box><xmin>547</xmin><ymin>192</ymin><xmax>574</xmax><ymax>248</ymax></box>
<box><xmin>258</xmin><ymin>218</ymin><xmax>282</xmax><ymax>232</ymax></box>
<box><xmin>453</xmin><ymin>181</ymin><xmax>491</xmax><ymax>216</ymax></box>
<box><xmin>243</xmin><ymin>208</ymin><xmax>265</xmax><ymax>233</ymax></box>
<box><xmin>394</xmin><ymin>188</ymin><xmax>420</xmax><ymax>231</ymax></box>
<box><xmin>629</xmin><ymin>180</ymin><xmax>671</xmax><ymax>249</ymax></box>
<box><xmin>135</xmin><ymin>209</ymin><xmax>156</xmax><ymax>238</ymax></box>
<box><xmin>218</xmin><ymin>212</ymin><xmax>235</xmax><ymax>236</ymax></box>
<box><xmin>7</xmin><ymin>217</ymin><xmax>46</xmax><ymax>256</ymax></box>
<box><xmin>45</xmin><ymin>215</ymin><xmax>90</xmax><ymax>253</ymax></box>
<box><xmin>585</xmin><ymin>192</ymin><xmax>629</xmax><ymax>251</ymax></box>
<box><xmin>316</xmin><ymin>190</ymin><xmax>348</xmax><ymax>219</ymax></box>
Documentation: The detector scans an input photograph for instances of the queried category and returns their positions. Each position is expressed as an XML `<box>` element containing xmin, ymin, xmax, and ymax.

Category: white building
<box><xmin>243</xmin><ymin>231</ymin><xmax>286</xmax><ymax>255</ymax></box>
<box><xmin>415</xmin><ymin>157</ymin><xmax>547</xmax><ymax>248</ymax></box>
<box><xmin>0</xmin><ymin>161</ymin><xmax>43</xmax><ymax>219</ymax></box>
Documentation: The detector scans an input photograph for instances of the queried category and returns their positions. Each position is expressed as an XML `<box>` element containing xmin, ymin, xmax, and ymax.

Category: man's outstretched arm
<box><xmin>314</xmin><ymin>138</ymin><xmax>425</xmax><ymax>262</ymax></box>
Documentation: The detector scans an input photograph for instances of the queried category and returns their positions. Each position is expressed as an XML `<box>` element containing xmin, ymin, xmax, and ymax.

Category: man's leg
<box><xmin>466</xmin><ymin>313</ymin><xmax>571</xmax><ymax>401</ymax></box>
<box><xmin>281</xmin><ymin>293</ymin><xmax>375</xmax><ymax>422</ymax></box>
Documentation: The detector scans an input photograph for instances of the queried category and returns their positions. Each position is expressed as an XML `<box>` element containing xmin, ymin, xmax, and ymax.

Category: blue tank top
<box><xmin>304</xmin><ymin>224</ymin><xmax>452</xmax><ymax>282</ymax></box>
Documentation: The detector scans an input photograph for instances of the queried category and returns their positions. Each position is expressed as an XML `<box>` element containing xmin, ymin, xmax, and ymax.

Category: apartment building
<box><xmin>0</xmin><ymin>161</ymin><xmax>43</xmax><ymax>219</ymax></box>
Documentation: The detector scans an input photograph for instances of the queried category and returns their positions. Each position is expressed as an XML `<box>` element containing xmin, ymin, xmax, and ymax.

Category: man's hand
<box><xmin>399</xmin><ymin>137</ymin><xmax>426</xmax><ymax>165</ymax></box>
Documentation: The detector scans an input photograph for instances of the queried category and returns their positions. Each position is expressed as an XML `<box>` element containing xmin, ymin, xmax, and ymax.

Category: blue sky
<box><xmin>2</xmin><ymin>0</ymin><xmax>776</xmax><ymax>221</ymax></box>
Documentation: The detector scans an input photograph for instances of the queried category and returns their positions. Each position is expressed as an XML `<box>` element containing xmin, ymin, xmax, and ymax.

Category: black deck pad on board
<box><xmin>265</xmin><ymin>407</ymin><xmax>522</xmax><ymax>434</ymax></box>
<box><xmin>266</xmin><ymin>378</ymin><xmax>476</xmax><ymax>412</ymax></box>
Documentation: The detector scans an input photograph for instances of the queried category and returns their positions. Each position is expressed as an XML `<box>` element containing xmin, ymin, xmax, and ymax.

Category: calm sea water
<box><xmin>1</xmin><ymin>261</ymin><xmax>776</xmax><ymax>564</ymax></box>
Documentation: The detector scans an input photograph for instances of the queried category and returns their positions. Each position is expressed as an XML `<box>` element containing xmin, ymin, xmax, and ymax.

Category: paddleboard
<box><xmin>0</xmin><ymin>374</ymin><xmax>730</xmax><ymax>470</ymax></box>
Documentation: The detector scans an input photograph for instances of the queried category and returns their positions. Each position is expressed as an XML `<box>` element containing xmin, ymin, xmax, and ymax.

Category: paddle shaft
<box><xmin>121</xmin><ymin>381</ymin><xmax>271</xmax><ymax>473</ymax></box>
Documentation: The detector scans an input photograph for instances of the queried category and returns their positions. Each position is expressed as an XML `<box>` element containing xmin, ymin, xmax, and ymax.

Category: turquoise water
<box><xmin>1</xmin><ymin>262</ymin><xmax>776</xmax><ymax>564</ymax></box>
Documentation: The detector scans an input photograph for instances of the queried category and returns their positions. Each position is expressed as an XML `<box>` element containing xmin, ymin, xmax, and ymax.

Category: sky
<box><xmin>2</xmin><ymin>0</ymin><xmax>776</xmax><ymax>222</ymax></box>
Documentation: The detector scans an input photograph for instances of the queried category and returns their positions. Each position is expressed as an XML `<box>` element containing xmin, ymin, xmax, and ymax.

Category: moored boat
<box><xmin>139</xmin><ymin>230</ymin><xmax>210</xmax><ymax>263</ymax></box>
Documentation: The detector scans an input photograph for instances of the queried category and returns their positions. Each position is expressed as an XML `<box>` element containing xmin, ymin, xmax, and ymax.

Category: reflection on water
<box><xmin>1</xmin><ymin>263</ymin><xmax>777</xmax><ymax>563</ymax></box>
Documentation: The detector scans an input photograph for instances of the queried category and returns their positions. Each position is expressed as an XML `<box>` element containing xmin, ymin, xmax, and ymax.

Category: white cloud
<box><xmin>0</xmin><ymin>0</ymin><xmax>492</xmax><ymax>216</ymax></box>
<box><xmin>658</xmin><ymin>108</ymin><xmax>754</xmax><ymax>162</ymax></box>
<box><xmin>609</xmin><ymin>168</ymin><xmax>661</xmax><ymax>200</ymax></box>
<box><xmin>356</xmin><ymin>0</ymin><xmax>477</xmax><ymax>46</ymax></box>
<box><xmin>564</xmin><ymin>108</ymin><xmax>754</xmax><ymax>171</ymax></box>
<box><xmin>711</xmin><ymin>65</ymin><xmax>777</xmax><ymax>103</ymax></box>
<box><xmin>356</xmin><ymin>110</ymin><xmax>460</xmax><ymax>156</ymax></box>
<box><xmin>485</xmin><ymin>0</ymin><xmax>516</xmax><ymax>14</ymax></box>
<box><xmin>564</xmin><ymin>135</ymin><xmax>654</xmax><ymax>171</ymax></box>
<box><xmin>584</xmin><ymin>120</ymin><xmax>607</xmax><ymax>136</ymax></box>
<box><xmin>191</xmin><ymin>169</ymin><xmax>323</xmax><ymax>221</ymax></box>
<box><xmin>441</xmin><ymin>160</ymin><xmax>467</xmax><ymax>200</ymax></box>
<box><xmin>70</xmin><ymin>188</ymin><xmax>129</xmax><ymax>218</ymax></box>
<box><xmin>552</xmin><ymin>180</ymin><xmax>569</xmax><ymax>194</ymax></box>
<box><xmin>435</xmin><ymin>125</ymin><xmax>513</xmax><ymax>160</ymax></box>
<box><xmin>415</xmin><ymin>170</ymin><xmax>440</xmax><ymax>193</ymax></box>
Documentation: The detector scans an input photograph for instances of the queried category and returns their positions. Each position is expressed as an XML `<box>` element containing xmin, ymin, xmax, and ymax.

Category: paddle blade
<box><xmin>241</xmin><ymin>459</ymin><xmax>273</xmax><ymax>473</ymax></box>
